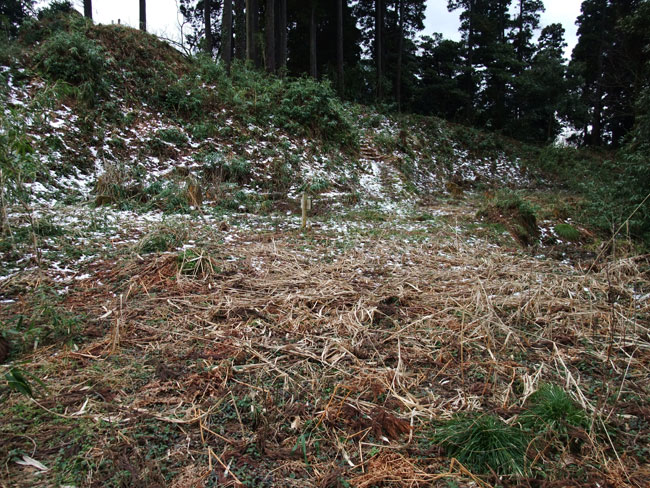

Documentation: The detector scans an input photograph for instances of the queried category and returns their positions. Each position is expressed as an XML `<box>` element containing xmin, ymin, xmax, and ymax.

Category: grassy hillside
<box><xmin>1</xmin><ymin>9</ymin><xmax>649</xmax><ymax>488</ymax></box>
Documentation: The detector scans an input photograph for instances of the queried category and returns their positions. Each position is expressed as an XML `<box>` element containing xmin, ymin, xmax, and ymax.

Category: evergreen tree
<box><xmin>286</xmin><ymin>0</ymin><xmax>361</xmax><ymax>88</ymax></box>
<box><xmin>571</xmin><ymin>0</ymin><xmax>643</xmax><ymax>146</ymax></box>
<box><xmin>83</xmin><ymin>0</ymin><xmax>92</xmax><ymax>20</ymax></box>
<box><xmin>511</xmin><ymin>0</ymin><xmax>544</xmax><ymax>63</ymax></box>
<box><xmin>0</xmin><ymin>0</ymin><xmax>34</xmax><ymax>37</ymax></box>
<box><xmin>414</xmin><ymin>34</ymin><xmax>467</xmax><ymax>119</ymax></box>
<box><xmin>206</xmin><ymin>0</ymin><xmax>214</xmax><ymax>54</ymax></box>
<box><xmin>234</xmin><ymin>0</ymin><xmax>246</xmax><ymax>59</ymax></box>
<box><xmin>277</xmin><ymin>0</ymin><xmax>287</xmax><ymax>71</ymax></box>
<box><xmin>179</xmin><ymin>1</ymin><xmax>223</xmax><ymax>56</ymax></box>
<box><xmin>139</xmin><ymin>0</ymin><xmax>146</xmax><ymax>31</ymax></box>
<box><xmin>222</xmin><ymin>0</ymin><xmax>232</xmax><ymax>67</ymax></box>
<box><xmin>336</xmin><ymin>0</ymin><xmax>345</xmax><ymax>94</ymax></box>
<box><xmin>509</xmin><ymin>23</ymin><xmax>570</xmax><ymax>142</ymax></box>
<box><xmin>265</xmin><ymin>0</ymin><xmax>275</xmax><ymax>72</ymax></box>
<box><xmin>246</xmin><ymin>0</ymin><xmax>260</xmax><ymax>66</ymax></box>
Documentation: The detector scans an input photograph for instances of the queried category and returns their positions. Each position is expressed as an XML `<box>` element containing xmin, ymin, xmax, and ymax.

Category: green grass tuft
<box><xmin>433</xmin><ymin>413</ymin><xmax>530</xmax><ymax>476</ymax></box>
<box><xmin>519</xmin><ymin>384</ymin><xmax>589</xmax><ymax>438</ymax></box>
<box><xmin>554</xmin><ymin>223</ymin><xmax>581</xmax><ymax>242</ymax></box>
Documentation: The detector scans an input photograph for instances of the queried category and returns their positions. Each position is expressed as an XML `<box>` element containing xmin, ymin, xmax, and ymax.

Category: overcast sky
<box><xmin>50</xmin><ymin>0</ymin><xmax>584</xmax><ymax>60</ymax></box>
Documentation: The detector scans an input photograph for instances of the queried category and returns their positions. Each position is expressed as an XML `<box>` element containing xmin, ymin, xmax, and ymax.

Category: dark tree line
<box><xmin>2</xmin><ymin>0</ymin><xmax>648</xmax><ymax>147</ymax></box>
<box><xmin>173</xmin><ymin>0</ymin><xmax>649</xmax><ymax>145</ymax></box>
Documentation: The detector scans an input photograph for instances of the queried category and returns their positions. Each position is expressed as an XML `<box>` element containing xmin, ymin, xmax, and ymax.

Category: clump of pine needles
<box><xmin>433</xmin><ymin>413</ymin><xmax>530</xmax><ymax>476</ymax></box>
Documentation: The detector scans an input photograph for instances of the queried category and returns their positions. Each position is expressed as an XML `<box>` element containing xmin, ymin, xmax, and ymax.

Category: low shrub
<box><xmin>33</xmin><ymin>29</ymin><xmax>108</xmax><ymax>102</ymax></box>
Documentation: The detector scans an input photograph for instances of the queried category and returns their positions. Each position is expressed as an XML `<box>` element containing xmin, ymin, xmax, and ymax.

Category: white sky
<box><xmin>40</xmin><ymin>0</ymin><xmax>583</xmax><ymax>59</ymax></box>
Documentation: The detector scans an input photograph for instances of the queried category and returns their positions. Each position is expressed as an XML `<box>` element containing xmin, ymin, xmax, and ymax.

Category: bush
<box><xmin>156</xmin><ymin>127</ymin><xmax>188</xmax><ymax>146</ymax></box>
<box><xmin>144</xmin><ymin>181</ymin><xmax>193</xmax><ymax>214</ymax></box>
<box><xmin>34</xmin><ymin>28</ymin><xmax>108</xmax><ymax>102</ymax></box>
<box><xmin>478</xmin><ymin>190</ymin><xmax>540</xmax><ymax>246</ymax></box>
<box><xmin>201</xmin><ymin>151</ymin><xmax>250</xmax><ymax>184</ymax></box>
<box><xmin>276</xmin><ymin>77</ymin><xmax>357</xmax><ymax>147</ymax></box>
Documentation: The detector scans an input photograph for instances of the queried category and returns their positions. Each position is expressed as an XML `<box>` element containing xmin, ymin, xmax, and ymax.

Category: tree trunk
<box><xmin>395</xmin><ymin>0</ymin><xmax>403</xmax><ymax>111</ymax></box>
<box><xmin>278</xmin><ymin>0</ymin><xmax>287</xmax><ymax>72</ymax></box>
<box><xmin>265</xmin><ymin>0</ymin><xmax>275</xmax><ymax>73</ymax></box>
<box><xmin>83</xmin><ymin>0</ymin><xmax>92</xmax><ymax>20</ymax></box>
<box><xmin>465</xmin><ymin>0</ymin><xmax>475</xmax><ymax>121</ymax></box>
<box><xmin>590</xmin><ymin>46</ymin><xmax>605</xmax><ymax>146</ymax></box>
<box><xmin>205</xmin><ymin>0</ymin><xmax>213</xmax><ymax>55</ymax></box>
<box><xmin>235</xmin><ymin>0</ymin><xmax>246</xmax><ymax>60</ymax></box>
<box><xmin>246</xmin><ymin>0</ymin><xmax>260</xmax><ymax>66</ymax></box>
<box><xmin>336</xmin><ymin>0</ymin><xmax>344</xmax><ymax>95</ymax></box>
<box><xmin>309</xmin><ymin>1</ymin><xmax>317</xmax><ymax>79</ymax></box>
<box><xmin>517</xmin><ymin>0</ymin><xmax>524</xmax><ymax>61</ymax></box>
<box><xmin>139</xmin><ymin>0</ymin><xmax>146</xmax><ymax>31</ymax></box>
<box><xmin>375</xmin><ymin>0</ymin><xmax>383</xmax><ymax>100</ymax></box>
<box><xmin>222</xmin><ymin>0</ymin><xmax>233</xmax><ymax>69</ymax></box>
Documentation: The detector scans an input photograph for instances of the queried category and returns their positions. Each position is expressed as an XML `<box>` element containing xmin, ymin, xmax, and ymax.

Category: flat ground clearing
<box><xmin>1</xmin><ymin>198</ymin><xmax>649</xmax><ymax>487</ymax></box>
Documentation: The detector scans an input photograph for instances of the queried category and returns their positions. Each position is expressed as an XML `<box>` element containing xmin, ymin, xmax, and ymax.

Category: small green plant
<box><xmin>143</xmin><ymin>181</ymin><xmax>193</xmax><ymax>213</ymax></box>
<box><xmin>201</xmin><ymin>152</ymin><xmax>250</xmax><ymax>184</ymax></box>
<box><xmin>137</xmin><ymin>224</ymin><xmax>186</xmax><ymax>254</ymax></box>
<box><xmin>554</xmin><ymin>223</ymin><xmax>581</xmax><ymax>242</ymax></box>
<box><xmin>433</xmin><ymin>413</ymin><xmax>530</xmax><ymax>476</ymax></box>
<box><xmin>156</xmin><ymin>127</ymin><xmax>188</xmax><ymax>146</ymax></box>
<box><xmin>177</xmin><ymin>249</ymin><xmax>218</xmax><ymax>278</ymax></box>
<box><xmin>519</xmin><ymin>384</ymin><xmax>589</xmax><ymax>438</ymax></box>
<box><xmin>3</xmin><ymin>368</ymin><xmax>47</xmax><ymax>399</ymax></box>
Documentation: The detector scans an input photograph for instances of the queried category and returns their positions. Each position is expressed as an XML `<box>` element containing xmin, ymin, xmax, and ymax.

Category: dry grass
<box><xmin>1</xmin><ymin>223</ymin><xmax>649</xmax><ymax>487</ymax></box>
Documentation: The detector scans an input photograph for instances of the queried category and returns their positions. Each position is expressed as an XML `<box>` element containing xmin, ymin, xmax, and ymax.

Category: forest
<box><xmin>0</xmin><ymin>0</ymin><xmax>649</xmax><ymax>487</ymax></box>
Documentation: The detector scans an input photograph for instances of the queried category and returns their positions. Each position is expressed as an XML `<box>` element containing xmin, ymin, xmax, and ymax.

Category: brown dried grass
<box><xmin>2</xmin><ymin>227</ymin><xmax>649</xmax><ymax>487</ymax></box>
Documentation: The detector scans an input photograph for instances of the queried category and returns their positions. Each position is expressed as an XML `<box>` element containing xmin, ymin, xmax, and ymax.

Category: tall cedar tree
<box><xmin>336</xmin><ymin>0</ymin><xmax>345</xmax><ymax>94</ymax></box>
<box><xmin>376</xmin><ymin>0</ymin><xmax>383</xmax><ymax>99</ymax></box>
<box><xmin>571</xmin><ymin>0</ymin><xmax>643</xmax><ymax>146</ymax></box>
<box><xmin>415</xmin><ymin>35</ymin><xmax>467</xmax><ymax>119</ymax></box>
<box><xmin>447</xmin><ymin>0</ymin><xmax>477</xmax><ymax>120</ymax></box>
<box><xmin>222</xmin><ymin>0</ymin><xmax>232</xmax><ymax>67</ymax></box>
<box><xmin>286</xmin><ymin>0</ymin><xmax>361</xmax><ymax>86</ymax></box>
<box><xmin>235</xmin><ymin>0</ymin><xmax>245</xmax><ymax>59</ymax></box>
<box><xmin>277</xmin><ymin>0</ymin><xmax>287</xmax><ymax>71</ymax></box>
<box><xmin>139</xmin><ymin>0</ymin><xmax>146</xmax><ymax>31</ymax></box>
<box><xmin>511</xmin><ymin>0</ymin><xmax>544</xmax><ymax>63</ymax></box>
<box><xmin>265</xmin><ymin>0</ymin><xmax>275</xmax><ymax>72</ymax></box>
<box><xmin>205</xmin><ymin>0</ymin><xmax>213</xmax><ymax>54</ymax></box>
<box><xmin>83</xmin><ymin>0</ymin><xmax>91</xmax><ymax>20</ymax></box>
<box><xmin>246</xmin><ymin>0</ymin><xmax>260</xmax><ymax>66</ymax></box>
<box><xmin>310</xmin><ymin>0</ymin><xmax>317</xmax><ymax>78</ymax></box>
